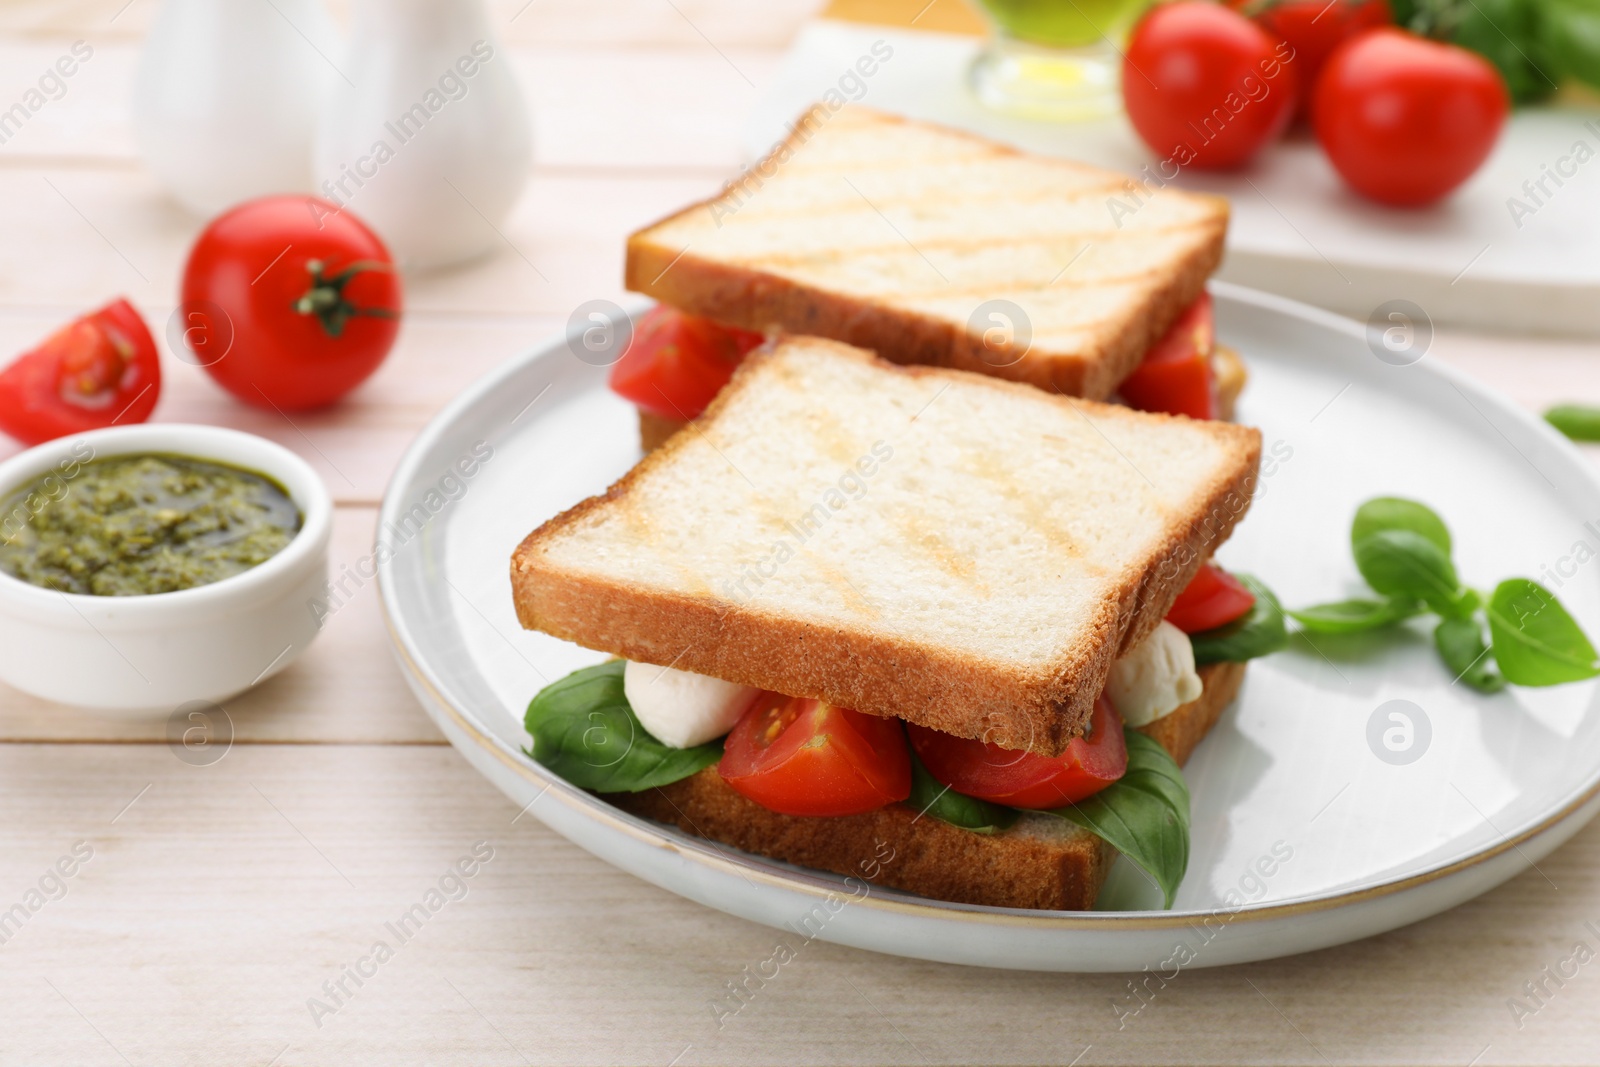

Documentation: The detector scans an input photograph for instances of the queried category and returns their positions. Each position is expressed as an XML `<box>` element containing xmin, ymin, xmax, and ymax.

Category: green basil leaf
<box><xmin>1190</xmin><ymin>573</ymin><xmax>1289</xmax><ymax>665</ymax></box>
<box><xmin>1050</xmin><ymin>730</ymin><xmax>1189</xmax><ymax>909</ymax></box>
<box><xmin>1545</xmin><ymin>404</ymin><xmax>1600</xmax><ymax>442</ymax></box>
<box><xmin>1351</xmin><ymin>497</ymin><xmax>1452</xmax><ymax>556</ymax></box>
<box><xmin>1288</xmin><ymin>596</ymin><xmax>1424</xmax><ymax>635</ymax></box>
<box><xmin>1486</xmin><ymin>579</ymin><xmax>1600</xmax><ymax>687</ymax></box>
<box><xmin>906</xmin><ymin>752</ymin><xmax>1017</xmax><ymax>834</ymax></box>
<box><xmin>1353</xmin><ymin>530</ymin><xmax>1469</xmax><ymax>616</ymax></box>
<box><xmin>1434</xmin><ymin>615</ymin><xmax>1505</xmax><ymax>693</ymax></box>
<box><xmin>524</xmin><ymin>661</ymin><xmax>723</xmax><ymax>792</ymax></box>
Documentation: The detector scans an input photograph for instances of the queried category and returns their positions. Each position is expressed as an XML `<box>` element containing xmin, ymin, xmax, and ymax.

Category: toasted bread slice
<box><xmin>614</xmin><ymin>660</ymin><xmax>1246</xmax><ymax>911</ymax></box>
<box><xmin>626</xmin><ymin>106</ymin><xmax>1229</xmax><ymax>400</ymax></box>
<box><xmin>513</xmin><ymin>337</ymin><xmax>1260</xmax><ymax>755</ymax></box>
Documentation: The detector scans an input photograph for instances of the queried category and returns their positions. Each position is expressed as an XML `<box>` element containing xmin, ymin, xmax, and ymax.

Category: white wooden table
<box><xmin>2</xmin><ymin>1</ymin><xmax>1600</xmax><ymax>1063</ymax></box>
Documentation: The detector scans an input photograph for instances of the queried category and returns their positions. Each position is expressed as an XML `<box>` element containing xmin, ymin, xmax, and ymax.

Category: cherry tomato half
<box><xmin>608</xmin><ymin>305</ymin><xmax>765</xmax><ymax>421</ymax></box>
<box><xmin>1123</xmin><ymin>1</ymin><xmax>1299</xmax><ymax>169</ymax></box>
<box><xmin>1119</xmin><ymin>293</ymin><xmax>1216</xmax><ymax>420</ymax></box>
<box><xmin>1313</xmin><ymin>29</ymin><xmax>1509</xmax><ymax>207</ymax></box>
<box><xmin>1230</xmin><ymin>0</ymin><xmax>1391</xmax><ymax>121</ymax></box>
<box><xmin>1166</xmin><ymin>563</ymin><xmax>1256</xmax><ymax>634</ymax></box>
<box><xmin>181</xmin><ymin>196</ymin><xmax>402</xmax><ymax>411</ymax></box>
<box><xmin>719</xmin><ymin>693</ymin><xmax>911</xmax><ymax>817</ymax></box>
<box><xmin>907</xmin><ymin>696</ymin><xmax>1127</xmax><ymax>810</ymax></box>
<box><xmin>0</xmin><ymin>298</ymin><xmax>160</xmax><ymax>446</ymax></box>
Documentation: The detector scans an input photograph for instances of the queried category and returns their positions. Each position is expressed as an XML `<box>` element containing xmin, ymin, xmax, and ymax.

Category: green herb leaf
<box><xmin>1050</xmin><ymin>731</ymin><xmax>1189</xmax><ymax>909</ymax></box>
<box><xmin>1288</xmin><ymin>596</ymin><xmax>1424</xmax><ymax>635</ymax></box>
<box><xmin>1537</xmin><ymin>0</ymin><xmax>1600</xmax><ymax>92</ymax></box>
<box><xmin>1486</xmin><ymin>579</ymin><xmax>1600</xmax><ymax>687</ymax></box>
<box><xmin>1352</xmin><ymin>530</ymin><xmax>1470</xmax><ymax>617</ymax></box>
<box><xmin>1190</xmin><ymin>573</ymin><xmax>1289</xmax><ymax>665</ymax></box>
<box><xmin>1351</xmin><ymin>497</ymin><xmax>1452</xmax><ymax>556</ymax></box>
<box><xmin>524</xmin><ymin>661</ymin><xmax>723</xmax><ymax>792</ymax></box>
<box><xmin>1544</xmin><ymin>404</ymin><xmax>1600</xmax><ymax>442</ymax></box>
<box><xmin>1434</xmin><ymin>615</ymin><xmax>1505</xmax><ymax>693</ymax></box>
<box><xmin>906</xmin><ymin>752</ymin><xmax>1017</xmax><ymax>834</ymax></box>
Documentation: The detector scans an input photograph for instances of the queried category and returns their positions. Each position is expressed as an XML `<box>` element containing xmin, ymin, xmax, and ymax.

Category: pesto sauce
<box><xmin>0</xmin><ymin>454</ymin><xmax>301</xmax><ymax>596</ymax></box>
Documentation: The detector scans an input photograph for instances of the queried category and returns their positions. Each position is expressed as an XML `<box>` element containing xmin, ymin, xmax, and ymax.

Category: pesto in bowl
<box><xmin>0</xmin><ymin>453</ymin><xmax>302</xmax><ymax>596</ymax></box>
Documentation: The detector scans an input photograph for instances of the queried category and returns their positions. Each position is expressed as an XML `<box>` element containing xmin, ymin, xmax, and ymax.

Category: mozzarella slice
<box><xmin>1106</xmin><ymin>621</ymin><xmax>1204</xmax><ymax>728</ymax></box>
<box><xmin>623</xmin><ymin>661</ymin><xmax>760</xmax><ymax>748</ymax></box>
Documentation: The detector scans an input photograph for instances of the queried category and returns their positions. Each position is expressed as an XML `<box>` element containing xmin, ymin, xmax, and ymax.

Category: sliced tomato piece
<box><xmin>719</xmin><ymin>693</ymin><xmax>911</xmax><ymax>817</ymax></box>
<box><xmin>1166</xmin><ymin>563</ymin><xmax>1255</xmax><ymax>634</ymax></box>
<box><xmin>1119</xmin><ymin>292</ymin><xmax>1216</xmax><ymax>420</ymax></box>
<box><xmin>0</xmin><ymin>298</ymin><xmax>161</xmax><ymax>445</ymax></box>
<box><xmin>906</xmin><ymin>696</ymin><xmax>1127</xmax><ymax>810</ymax></box>
<box><xmin>608</xmin><ymin>305</ymin><xmax>764</xmax><ymax>421</ymax></box>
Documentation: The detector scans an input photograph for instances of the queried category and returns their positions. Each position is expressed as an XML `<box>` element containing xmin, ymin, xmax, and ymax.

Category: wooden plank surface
<box><xmin>2</xmin><ymin>0</ymin><xmax>1600</xmax><ymax>1063</ymax></box>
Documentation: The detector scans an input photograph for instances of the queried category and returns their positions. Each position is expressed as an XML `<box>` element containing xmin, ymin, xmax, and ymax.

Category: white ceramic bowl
<box><xmin>0</xmin><ymin>425</ymin><xmax>332</xmax><ymax>712</ymax></box>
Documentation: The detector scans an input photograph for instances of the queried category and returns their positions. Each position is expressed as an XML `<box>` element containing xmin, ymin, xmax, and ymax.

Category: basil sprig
<box><xmin>523</xmin><ymin>661</ymin><xmax>722</xmax><ymax>792</ymax></box>
<box><xmin>1189</xmin><ymin>573</ymin><xmax>1289</xmax><ymax>665</ymax></box>
<box><xmin>1049</xmin><ymin>730</ymin><xmax>1190</xmax><ymax>909</ymax></box>
<box><xmin>1292</xmin><ymin>497</ymin><xmax>1600</xmax><ymax>690</ymax></box>
<box><xmin>906</xmin><ymin>752</ymin><xmax>1017</xmax><ymax>834</ymax></box>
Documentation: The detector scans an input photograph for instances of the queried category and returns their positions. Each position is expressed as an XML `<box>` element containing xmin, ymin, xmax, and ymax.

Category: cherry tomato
<box><xmin>1123</xmin><ymin>2</ymin><xmax>1299</xmax><ymax>169</ymax></box>
<box><xmin>907</xmin><ymin>696</ymin><xmax>1127</xmax><ymax>810</ymax></box>
<box><xmin>609</xmin><ymin>305</ymin><xmax>765</xmax><ymax>421</ymax></box>
<box><xmin>1313</xmin><ymin>29</ymin><xmax>1509</xmax><ymax>207</ymax></box>
<box><xmin>1166</xmin><ymin>563</ymin><xmax>1256</xmax><ymax>633</ymax></box>
<box><xmin>0</xmin><ymin>299</ymin><xmax>160</xmax><ymax>445</ymax></box>
<box><xmin>1230</xmin><ymin>0</ymin><xmax>1391</xmax><ymax>120</ymax></box>
<box><xmin>1118</xmin><ymin>293</ymin><xmax>1216</xmax><ymax>420</ymax></box>
<box><xmin>719</xmin><ymin>693</ymin><xmax>911</xmax><ymax>817</ymax></box>
<box><xmin>180</xmin><ymin>196</ymin><xmax>401</xmax><ymax>411</ymax></box>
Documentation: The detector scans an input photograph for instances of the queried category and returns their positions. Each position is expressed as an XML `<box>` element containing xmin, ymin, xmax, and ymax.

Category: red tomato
<box><xmin>1166</xmin><ymin>563</ymin><xmax>1256</xmax><ymax>633</ymax></box>
<box><xmin>1313</xmin><ymin>29</ymin><xmax>1509</xmax><ymax>206</ymax></box>
<box><xmin>181</xmin><ymin>196</ymin><xmax>401</xmax><ymax>411</ymax></box>
<box><xmin>1230</xmin><ymin>0</ymin><xmax>1391</xmax><ymax>121</ymax></box>
<box><xmin>608</xmin><ymin>305</ymin><xmax>765</xmax><ymax>421</ymax></box>
<box><xmin>907</xmin><ymin>696</ymin><xmax>1127</xmax><ymax>810</ymax></box>
<box><xmin>1119</xmin><ymin>293</ymin><xmax>1216</xmax><ymax>419</ymax></box>
<box><xmin>1123</xmin><ymin>2</ymin><xmax>1299</xmax><ymax>169</ymax></box>
<box><xmin>719</xmin><ymin>693</ymin><xmax>911</xmax><ymax>817</ymax></box>
<box><xmin>0</xmin><ymin>299</ymin><xmax>160</xmax><ymax>445</ymax></box>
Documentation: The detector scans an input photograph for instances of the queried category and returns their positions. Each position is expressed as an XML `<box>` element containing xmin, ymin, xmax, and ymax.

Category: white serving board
<box><xmin>745</xmin><ymin>20</ymin><xmax>1600</xmax><ymax>337</ymax></box>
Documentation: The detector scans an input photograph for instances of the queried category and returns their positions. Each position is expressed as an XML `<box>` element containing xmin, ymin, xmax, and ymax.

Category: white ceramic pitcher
<box><xmin>313</xmin><ymin>0</ymin><xmax>534</xmax><ymax>270</ymax></box>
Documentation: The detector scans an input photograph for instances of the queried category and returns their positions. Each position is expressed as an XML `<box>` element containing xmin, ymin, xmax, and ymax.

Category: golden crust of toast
<box><xmin>625</xmin><ymin>106</ymin><xmax>1230</xmax><ymax>400</ymax></box>
<box><xmin>514</xmin><ymin>338</ymin><xmax>1261</xmax><ymax>756</ymax></box>
<box><xmin>612</xmin><ymin>660</ymin><xmax>1246</xmax><ymax>911</ymax></box>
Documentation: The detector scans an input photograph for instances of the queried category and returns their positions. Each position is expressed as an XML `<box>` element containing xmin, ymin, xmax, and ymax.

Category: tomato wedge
<box><xmin>1166</xmin><ymin>563</ymin><xmax>1256</xmax><ymax>634</ymax></box>
<box><xmin>1119</xmin><ymin>293</ymin><xmax>1216</xmax><ymax>420</ymax></box>
<box><xmin>608</xmin><ymin>305</ymin><xmax>764</xmax><ymax>420</ymax></box>
<box><xmin>0</xmin><ymin>299</ymin><xmax>161</xmax><ymax>446</ymax></box>
<box><xmin>907</xmin><ymin>696</ymin><xmax>1127</xmax><ymax>810</ymax></box>
<box><xmin>719</xmin><ymin>693</ymin><xmax>911</xmax><ymax>817</ymax></box>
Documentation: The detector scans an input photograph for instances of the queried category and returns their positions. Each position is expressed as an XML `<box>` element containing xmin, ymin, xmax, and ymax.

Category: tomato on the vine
<box><xmin>1230</xmin><ymin>0</ymin><xmax>1392</xmax><ymax>120</ymax></box>
<box><xmin>180</xmin><ymin>196</ymin><xmax>402</xmax><ymax>411</ymax></box>
<box><xmin>906</xmin><ymin>696</ymin><xmax>1127</xmax><ymax>810</ymax></box>
<box><xmin>0</xmin><ymin>299</ymin><xmax>160</xmax><ymax>445</ymax></box>
<box><xmin>719</xmin><ymin>693</ymin><xmax>911</xmax><ymax>817</ymax></box>
<box><xmin>1313</xmin><ymin>28</ymin><xmax>1509</xmax><ymax>206</ymax></box>
<box><xmin>1123</xmin><ymin>1</ymin><xmax>1299</xmax><ymax>169</ymax></box>
<box><xmin>608</xmin><ymin>305</ymin><xmax>765</xmax><ymax>421</ymax></box>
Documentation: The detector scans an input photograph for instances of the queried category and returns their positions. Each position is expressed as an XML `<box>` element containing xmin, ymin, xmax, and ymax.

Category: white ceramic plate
<box><xmin>377</xmin><ymin>283</ymin><xmax>1600</xmax><ymax>972</ymax></box>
